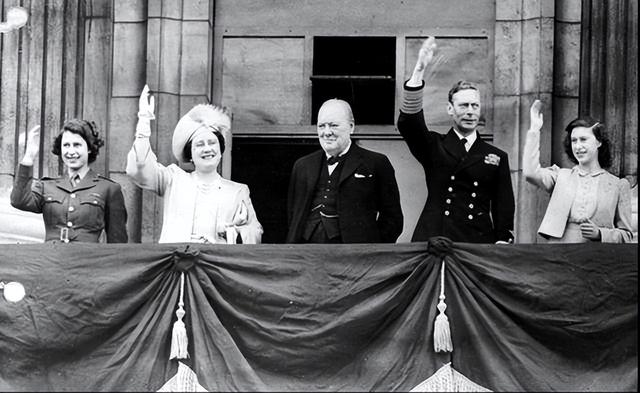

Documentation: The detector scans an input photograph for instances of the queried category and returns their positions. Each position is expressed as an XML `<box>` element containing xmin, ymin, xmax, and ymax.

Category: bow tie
<box><xmin>327</xmin><ymin>155</ymin><xmax>344</xmax><ymax>166</ymax></box>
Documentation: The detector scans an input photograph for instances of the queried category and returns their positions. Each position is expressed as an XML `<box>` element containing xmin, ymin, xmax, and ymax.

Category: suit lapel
<box><xmin>455</xmin><ymin>136</ymin><xmax>486</xmax><ymax>173</ymax></box>
<box><xmin>443</xmin><ymin>129</ymin><xmax>466</xmax><ymax>161</ymax></box>
<box><xmin>595</xmin><ymin>171</ymin><xmax>612</xmax><ymax>215</ymax></box>
<box><xmin>303</xmin><ymin>151</ymin><xmax>325</xmax><ymax>201</ymax></box>
<box><xmin>55</xmin><ymin>177</ymin><xmax>74</xmax><ymax>193</ymax></box>
<box><xmin>339</xmin><ymin>144</ymin><xmax>363</xmax><ymax>185</ymax></box>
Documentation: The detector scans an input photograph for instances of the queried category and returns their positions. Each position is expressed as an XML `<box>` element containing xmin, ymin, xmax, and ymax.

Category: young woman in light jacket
<box><xmin>523</xmin><ymin>100</ymin><xmax>632</xmax><ymax>243</ymax></box>
<box><xmin>126</xmin><ymin>85</ymin><xmax>263</xmax><ymax>244</ymax></box>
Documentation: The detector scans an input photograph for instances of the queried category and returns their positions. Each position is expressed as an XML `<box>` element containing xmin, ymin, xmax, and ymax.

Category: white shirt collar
<box><xmin>69</xmin><ymin>166</ymin><xmax>90</xmax><ymax>180</ymax></box>
<box><xmin>453</xmin><ymin>129</ymin><xmax>477</xmax><ymax>150</ymax></box>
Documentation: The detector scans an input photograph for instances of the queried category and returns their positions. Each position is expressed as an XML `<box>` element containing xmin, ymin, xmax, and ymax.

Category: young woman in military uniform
<box><xmin>10</xmin><ymin>120</ymin><xmax>128</xmax><ymax>243</ymax></box>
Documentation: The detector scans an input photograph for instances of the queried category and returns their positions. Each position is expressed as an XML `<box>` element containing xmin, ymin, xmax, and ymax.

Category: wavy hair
<box><xmin>563</xmin><ymin>117</ymin><xmax>611</xmax><ymax>168</ymax></box>
<box><xmin>51</xmin><ymin>119</ymin><xmax>104</xmax><ymax>163</ymax></box>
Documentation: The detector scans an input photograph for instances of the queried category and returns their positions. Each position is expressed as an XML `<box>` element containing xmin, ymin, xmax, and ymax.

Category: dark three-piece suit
<box><xmin>287</xmin><ymin>143</ymin><xmax>403</xmax><ymax>243</ymax></box>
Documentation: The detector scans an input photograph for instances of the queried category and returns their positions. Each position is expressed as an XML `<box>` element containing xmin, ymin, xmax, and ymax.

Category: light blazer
<box><xmin>523</xmin><ymin>129</ymin><xmax>633</xmax><ymax>243</ymax></box>
<box><xmin>286</xmin><ymin>143</ymin><xmax>403</xmax><ymax>243</ymax></box>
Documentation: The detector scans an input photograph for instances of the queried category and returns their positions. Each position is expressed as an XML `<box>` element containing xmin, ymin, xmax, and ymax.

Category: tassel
<box><xmin>434</xmin><ymin>260</ymin><xmax>453</xmax><ymax>352</ymax></box>
<box><xmin>170</xmin><ymin>272</ymin><xmax>189</xmax><ymax>359</ymax></box>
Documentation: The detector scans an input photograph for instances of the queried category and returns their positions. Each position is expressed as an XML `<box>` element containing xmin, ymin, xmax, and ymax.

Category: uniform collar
<box><xmin>68</xmin><ymin>166</ymin><xmax>90</xmax><ymax>180</ymax></box>
<box><xmin>452</xmin><ymin>128</ymin><xmax>477</xmax><ymax>148</ymax></box>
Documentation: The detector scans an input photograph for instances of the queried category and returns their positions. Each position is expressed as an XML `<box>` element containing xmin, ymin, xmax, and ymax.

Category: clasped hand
<box><xmin>579</xmin><ymin>218</ymin><xmax>601</xmax><ymax>241</ymax></box>
<box><xmin>216</xmin><ymin>201</ymin><xmax>249</xmax><ymax>238</ymax></box>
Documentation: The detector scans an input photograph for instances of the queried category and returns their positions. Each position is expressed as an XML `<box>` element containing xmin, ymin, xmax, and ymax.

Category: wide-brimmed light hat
<box><xmin>171</xmin><ymin>104</ymin><xmax>232</xmax><ymax>163</ymax></box>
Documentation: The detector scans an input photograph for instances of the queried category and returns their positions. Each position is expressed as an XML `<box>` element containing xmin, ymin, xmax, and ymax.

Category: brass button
<box><xmin>93</xmin><ymin>200</ymin><xmax>98</xmax><ymax>204</ymax></box>
<box><xmin>473</xmin><ymin>181</ymin><xmax>478</xmax><ymax>186</ymax></box>
<box><xmin>446</xmin><ymin>199</ymin><xmax>451</xmax><ymax>204</ymax></box>
<box><xmin>70</xmin><ymin>193</ymin><xmax>76</xmax><ymax>198</ymax></box>
<box><xmin>469</xmin><ymin>204</ymin><xmax>474</xmax><ymax>209</ymax></box>
<box><xmin>448</xmin><ymin>187</ymin><xmax>453</xmax><ymax>192</ymax></box>
<box><xmin>67</xmin><ymin>221</ymin><xmax>73</xmax><ymax>227</ymax></box>
<box><xmin>68</xmin><ymin>206</ymin><xmax>75</xmax><ymax>212</ymax></box>
<box><xmin>468</xmin><ymin>215</ymin><xmax>473</xmax><ymax>220</ymax></box>
<box><xmin>471</xmin><ymin>192</ymin><xmax>477</xmax><ymax>198</ymax></box>
<box><xmin>450</xmin><ymin>175</ymin><xmax>455</xmax><ymax>180</ymax></box>
<box><xmin>444</xmin><ymin>211</ymin><xmax>450</xmax><ymax>216</ymax></box>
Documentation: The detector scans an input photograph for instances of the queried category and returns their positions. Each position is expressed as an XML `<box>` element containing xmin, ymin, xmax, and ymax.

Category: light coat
<box><xmin>126</xmin><ymin>140</ymin><xmax>262</xmax><ymax>244</ymax></box>
<box><xmin>523</xmin><ymin>129</ymin><xmax>633</xmax><ymax>243</ymax></box>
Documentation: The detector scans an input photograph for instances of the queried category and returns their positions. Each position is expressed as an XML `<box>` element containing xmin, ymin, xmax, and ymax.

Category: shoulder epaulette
<box><xmin>97</xmin><ymin>174</ymin><xmax>116</xmax><ymax>183</ymax></box>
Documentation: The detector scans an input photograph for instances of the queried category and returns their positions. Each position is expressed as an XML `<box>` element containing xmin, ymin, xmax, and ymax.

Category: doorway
<box><xmin>231</xmin><ymin>137</ymin><xmax>320</xmax><ymax>243</ymax></box>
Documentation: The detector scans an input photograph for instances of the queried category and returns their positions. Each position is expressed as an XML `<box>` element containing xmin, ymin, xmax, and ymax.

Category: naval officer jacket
<box><xmin>397</xmin><ymin>82</ymin><xmax>515</xmax><ymax>243</ymax></box>
<box><xmin>10</xmin><ymin>164</ymin><xmax>128</xmax><ymax>243</ymax></box>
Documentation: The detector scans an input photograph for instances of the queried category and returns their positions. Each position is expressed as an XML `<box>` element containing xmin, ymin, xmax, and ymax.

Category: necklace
<box><xmin>196</xmin><ymin>181</ymin><xmax>220</xmax><ymax>194</ymax></box>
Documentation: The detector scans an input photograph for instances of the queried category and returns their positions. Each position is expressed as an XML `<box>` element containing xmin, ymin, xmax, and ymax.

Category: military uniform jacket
<box><xmin>286</xmin><ymin>143</ymin><xmax>404</xmax><ymax>244</ymax></box>
<box><xmin>10</xmin><ymin>164</ymin><xmax>128</xmax><ymax>243</ymax></box>
<box><xmin>397</xmin><ymin>111</ymin><xmax>515</xmax><ymax>243</ymax></box>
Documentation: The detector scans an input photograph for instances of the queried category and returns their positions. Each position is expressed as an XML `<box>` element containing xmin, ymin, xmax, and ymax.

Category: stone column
<box><xmin>552</xmin><ymin>0</ymin><xmax>581</xmax><ymax>168</ymax></box>
<box><xmin>493</xmin><ymin>0</ymin><xmax>555</xmax><ymax>243</ymax></box>
<box><xmin>110</xmin><ymin>0</ymin><xmax>149</xmax><ymax>242</ymax></box>
<box><xmin>140</xmin><ymin>0</ymin><xmax>215</xmax><ymax>242</ymax></box>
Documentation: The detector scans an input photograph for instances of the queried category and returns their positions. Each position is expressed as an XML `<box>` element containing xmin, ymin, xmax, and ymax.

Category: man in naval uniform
<box><xmin>397</xmin><ymin>37</ymin><xmax>515</xmax><ymax>243</ymax></box>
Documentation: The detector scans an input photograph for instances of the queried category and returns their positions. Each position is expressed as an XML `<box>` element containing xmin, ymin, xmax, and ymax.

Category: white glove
<box><xmin>136</xmin><ymin>84</ymin><xmax>155</xmax><ymax>137</ymax></box>
<box><xmin>20</xmin><ymin>125</ymin><xmax>41</xmax><ymax>166</ymax></box>
<box><xmin>232</xmin><ymin>201</ymin><xmax>249</xmax><ymax>226</ymax></box>
<box><xmin>529</xmin><ymin>99</ymin><xmax>543</xmax><ymax>132</ymax></box>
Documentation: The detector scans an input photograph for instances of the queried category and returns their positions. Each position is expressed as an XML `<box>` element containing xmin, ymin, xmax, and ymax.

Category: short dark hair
<box><xmin>182</xmin><ymin>127</ymin><xmax>226</xmax><ymax>162</ymax></box>
<box><xmin>563</xmin><ymin>117</ymin><xmax>611</xmax><ymax>168</ymax></box>
<box><xmin>51</xmin><ymin>119</ymin><xmax>104</xmax><ymax>163</ymax></box>
<box><xmin>448</xmin><ymin>80</ymin><xmax>479</xmax><ymax>103</ymax></box>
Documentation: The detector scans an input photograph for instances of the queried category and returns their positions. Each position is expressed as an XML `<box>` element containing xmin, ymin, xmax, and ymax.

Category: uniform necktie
<box><xmin>70</xmin><ymin>174</ymin><xmax>80</xmax><ymax>187</ymax></box>
<box><xmin>460</xmin><ymin>137</ymin><xmax>468</xmax><ymax>152</ymax></box>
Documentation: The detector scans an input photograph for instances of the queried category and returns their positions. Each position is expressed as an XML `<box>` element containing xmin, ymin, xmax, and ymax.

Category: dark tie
<box><xmin>327</xmin><ymin>155</ymin><xmax>343</xmax><ymax>166</ymax></box>
<box><xmin>70</xmin><ymin>174</ymin><xmax>80</xmax><ymax>187</ymax></box>
<box><xmin>460</xmin><ymin>137</ymin><xmax>468</xmax><ymax>152</ymax></box>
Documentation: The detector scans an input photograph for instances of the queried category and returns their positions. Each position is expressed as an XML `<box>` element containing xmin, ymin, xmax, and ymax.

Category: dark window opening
<box><xmin>311</xmin><ymin>36</ymin><xmax>396</xmax><ymax>125</ymax></box>
<box><xmin>231</xmin><ymin>137</ymin><xmax>320</xmax><ymax>244</ymax></box>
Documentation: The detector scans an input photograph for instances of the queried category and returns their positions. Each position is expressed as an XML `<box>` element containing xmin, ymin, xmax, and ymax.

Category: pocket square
<box><xmin>484</xmin><ymin>154</ymin><xmax>500</xmax><ymax>166</ymax></box>
<box><xmin>354</xmin><ymin>173</ymin><xmax>372</xmax><ymax>178</ymax></box>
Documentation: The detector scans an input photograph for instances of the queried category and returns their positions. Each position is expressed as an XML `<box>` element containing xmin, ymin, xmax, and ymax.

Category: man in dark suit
<box><xmin>397</xmin><ymin>37</ymin><xmax>515</xmax><ymax>243</ymax></box>
<box><xmin>287</xmin><ymin>99</ymin><xmax>403</xmax><ymax>243</ymax></box>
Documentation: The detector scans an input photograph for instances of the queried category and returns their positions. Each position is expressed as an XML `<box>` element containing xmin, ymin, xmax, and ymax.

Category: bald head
<box><xmin>317</xmin><ymin>99</ymin><xmax>355</xmax><ymax>156</ymax></box>
<box><xmin>319</xmin><ymin>99</ymin><xmax>354</xmax><ymax>124</ymax></box>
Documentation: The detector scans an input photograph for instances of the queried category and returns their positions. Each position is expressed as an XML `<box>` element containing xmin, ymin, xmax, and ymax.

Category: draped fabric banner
<box><xmin>0</xmin><ymin>240</ymin><xmax>637</xmax><ymax>391</ymax></box>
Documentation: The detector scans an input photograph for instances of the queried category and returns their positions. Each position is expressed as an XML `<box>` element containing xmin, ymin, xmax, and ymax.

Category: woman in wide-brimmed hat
<box><xmin>126</xmin><ymin>85</ymin><xmax>262</xmax><ymax>244</ymax></box>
